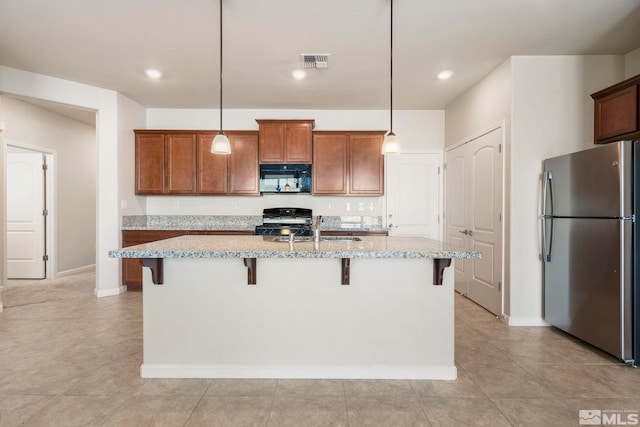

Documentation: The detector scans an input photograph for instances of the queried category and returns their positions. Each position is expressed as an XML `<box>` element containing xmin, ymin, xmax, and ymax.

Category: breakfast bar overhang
<box><xmin>109</xmin><ymin>235</ymin><xmax>479</xmax><ymax>380</ymax></box>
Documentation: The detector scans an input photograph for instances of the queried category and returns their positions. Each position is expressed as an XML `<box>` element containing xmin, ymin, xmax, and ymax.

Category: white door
<box><xmin>7</xmin><ymin>152</ymin><xmax>46</xmax><ymax>279</ymax></box>
<box><xmin>386</xmin><ymin>152</ymin><xmax>441</xmax><ymax>238</ymax></box>
<box><xmin>445</xmin><ymin>128</ymin><xmax>503</xmax><ymax>315</ymax></box>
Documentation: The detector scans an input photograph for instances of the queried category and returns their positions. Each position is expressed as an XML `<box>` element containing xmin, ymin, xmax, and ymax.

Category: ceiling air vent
<box><xmin>301</xmin><ymin>54</ymin><xmax>330</xmax><ymax>69</ymax></box>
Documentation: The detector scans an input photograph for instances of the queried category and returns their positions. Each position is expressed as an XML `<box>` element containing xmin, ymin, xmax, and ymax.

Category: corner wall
<box><xmin>625</xmin><ymin>47</ymin><xmax>640</xmax><ymax>77</ymax></box>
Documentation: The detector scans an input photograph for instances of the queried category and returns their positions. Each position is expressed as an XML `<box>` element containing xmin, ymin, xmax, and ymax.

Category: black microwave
<box><xmin>259</xmin><ymin>164</ymin><xmax>311</xmax><ymax>194</ymax></box>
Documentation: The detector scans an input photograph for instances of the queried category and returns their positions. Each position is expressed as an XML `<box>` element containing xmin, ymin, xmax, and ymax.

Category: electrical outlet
<box><xmin>173</xmin><ymin>201</ymin><xmax>180</xmax><ymax>209</ymax></box>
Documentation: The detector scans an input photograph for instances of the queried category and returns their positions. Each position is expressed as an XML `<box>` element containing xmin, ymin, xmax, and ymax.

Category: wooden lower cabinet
<box><xmin>122</xmin><ymin>230</ymin><xmax>254</xmax><ymax>291</ymax></box>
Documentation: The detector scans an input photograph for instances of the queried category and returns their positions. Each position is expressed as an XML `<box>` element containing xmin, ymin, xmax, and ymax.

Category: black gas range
<box><xmin>254</xmin><ymin>207</ymin><xmax>313</xmax><ymax>236</ymax></box>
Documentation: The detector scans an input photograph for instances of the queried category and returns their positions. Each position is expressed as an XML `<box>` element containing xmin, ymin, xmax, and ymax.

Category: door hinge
<box><xmin>437</xmin><ymin>215</ymin><xmax>440</xmax><ymax>224</ymax></box>
<box><xmin>499</xmin><ymin>143</ymin><xmax>502</xmax><ymax>153</ymax></box>
<box><xmin>498</xmin><ymin>281</ymin><xmax>501</xmax><ymax>292</ymax></box>
<box><xmin>438</xmin><ymin>166</ymin><xmax>440</xmax><ymax>175</ymax></box>
<box><xmin>43</xmin><ymin>255</ymin><xmax>49</xmax><ymax>262</ymax></box>
<box><xmin>499</xmin><ymin>212</ymin><xmax>502</xmax><ymax>222</ymax></box>
<box><xmin>43</xmin><ymin>209</ymin><xmax>48</xmax><ymax>216</ymax></box>
<box><xmin>42</xmin><ymin>163</ymin><xmax>48</xmax><ymax>171</ymax></box>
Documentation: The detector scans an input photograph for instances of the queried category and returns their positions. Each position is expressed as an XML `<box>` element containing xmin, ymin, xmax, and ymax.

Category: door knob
<box><xmin>459</xmin><ymin>230</ymin><xmax>469</xmax><ymax>235</ymax></box>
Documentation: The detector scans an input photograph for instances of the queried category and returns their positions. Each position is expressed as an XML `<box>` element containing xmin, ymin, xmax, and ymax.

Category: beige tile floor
<box><xmin>1</xmin><ymin>273</ymin><xmax>640</xmax><ymax>426</ymax></box>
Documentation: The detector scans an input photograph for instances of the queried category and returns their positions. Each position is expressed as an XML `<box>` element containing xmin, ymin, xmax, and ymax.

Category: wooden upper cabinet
<box><xmin>285</xmin><ymin>122</ymin><xmax>313</xmax><ymax>162</ymax></box>
<box><xmin>165</xmin><ymin>133</ymin><xmax>197</xmax><ymax>194</ymax></box>
<box><xmin>257</xmin><ymin>120</ymin><xmax>314</xmax><ymax>163</ymax></box>
<box><xmin>349</xmin><ymin>133</ymin><xmax>384</xmax><ymax>195</ymax></box>
<box><xmin>135</xmin><ymin>132</ymin><xmax>165</xmax><ymax>194</ymax></box>
<box><xmin>197</xmin><ymin>133</ymin><xmax>228</xmax><ymax>194</ymax></box>
<box><xmin>228</xmin><ymin>132</ymin><xmax>260</xmax><ymax>195</ymax></box>
<box><xmin>312</xmin><ymin>131</ymin><xmax>384</xmax><ymax>196</ymax></box>
<box><xmin>313</xmin><ymin>133</ymin><xmax>349</xmax><ymax>194</ymax></box>
<box><xmin>591</xmin><ymin>74</ymin><xmax>640</xmax><ymax>144</ymax></box>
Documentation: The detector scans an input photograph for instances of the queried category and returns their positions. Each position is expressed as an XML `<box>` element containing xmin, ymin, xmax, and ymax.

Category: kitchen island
<box><xmin>109</xmin><ymin>235</ymin><xmax>479</xmax><ymax>380</ymax></box>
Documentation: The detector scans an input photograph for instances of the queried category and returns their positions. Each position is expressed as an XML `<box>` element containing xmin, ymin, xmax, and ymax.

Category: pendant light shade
<box><xmin>212</xmin><ymin>132</ymin><xmax>231</xmax><ymax>154</ymax></box>
<box><xmin>211</xmin><ymin>0</ymin><xmax>231</xmax><ymax>155</ymax></box>
<box><xmin>382</xmin><ymin>131</ymin><xmax>401</xmax><ymax>154</ymax></box>
<box><xmin>382</xmin><ymin>0</ymin><xmax>401</xmax><ymax>155</ymax></box>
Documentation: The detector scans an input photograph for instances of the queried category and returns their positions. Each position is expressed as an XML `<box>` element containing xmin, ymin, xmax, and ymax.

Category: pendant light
<box><xmin>211</xmin><ymin>0</ymin><xmax>231</xmax><ymax>154</ymax></box>
<box><xmin>382</xmin><ymin>0</ymin><xmax>401</xmax><ymax>155</ymax></box>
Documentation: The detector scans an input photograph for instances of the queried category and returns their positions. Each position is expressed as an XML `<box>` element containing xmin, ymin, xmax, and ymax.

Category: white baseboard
<box><xmin>94</xmin><ymin>285</ymin><xmax>127</xmax><ymax>298</ymax></box>
<box><xmin>507</xmin><ymin>316</ymin><xmax>550</xmax><ymax>326</ymax></box>
<box><xmin>140</xmin><ymin>364</ymin><xmax>458</xmax><ymax>380</ymax></box>
<box><xmin>57</xmin><ymin>264</ymin><xmax>96</xmax><ymax>277</ymax></box>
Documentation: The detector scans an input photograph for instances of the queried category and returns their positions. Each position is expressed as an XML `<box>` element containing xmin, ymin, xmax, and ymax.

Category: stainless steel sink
<box><xmin>319</xmin><ymin>236</ymin><xmax>362</xmax><ymax>242</ymax></box>
<box><xmin>268</xmin><ymin>236</ymin><xmax>313</xmax><ymax>243</ymax></box>
<box><xmin>267</xmin><ymin>236</ymin><xmax>362</xmax><ymax>243</ymax></box>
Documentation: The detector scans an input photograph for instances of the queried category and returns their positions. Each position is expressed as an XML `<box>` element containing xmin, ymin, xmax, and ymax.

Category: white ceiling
<box><xmin>1</xmin><ymin>0</ymin><xmax>640</xmax><ymax>113</ymax></box>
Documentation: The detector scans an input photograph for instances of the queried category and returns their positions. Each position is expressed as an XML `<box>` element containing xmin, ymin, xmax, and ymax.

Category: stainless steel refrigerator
<box><xmin>542</xmin><ymin>140</ymin><xmax>638</xmax><ymax>364</ymax></box>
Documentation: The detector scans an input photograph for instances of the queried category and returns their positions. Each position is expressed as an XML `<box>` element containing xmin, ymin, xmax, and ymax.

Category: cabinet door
<box><xmin>313</xmin><ymin>134</ymin><xmax>348</xmax><ymax>194</ymax></box>
<box><xmin>135</xmin><ymin>133</ymin><xmax>165</xmax><ymax>194</ymax></box>
<box><xmin>259</xmin><ymin>122</ymin><xmax>285</xmax><ymax>163</ymax></box>
<box><xmin>229</xmin><ymin>134</ymin><xmax>260</xmax><ymax>194</ymax></box>
<box><xmin>285</xmin><ymin>122</ymin><xmax>312</xmax><ymax>163</ymax></box>
<box><xmin>197</xmin><ymin>134</ymin><xmax>228</xmax><ymax>194</ymax></box>
<box><xmin>349</xmin><ymin>134</ymin><xmax>384</xmax><ymax>195</ymax></box>
<box><xmin>165</xmin><ymin>133</ymin><xmax>197</xmax><ymax>194</ymax></box>
<box><xmin>594</xmin><ymin>85</ymin><xmax>638</xmax><ymax>143</ymax></box>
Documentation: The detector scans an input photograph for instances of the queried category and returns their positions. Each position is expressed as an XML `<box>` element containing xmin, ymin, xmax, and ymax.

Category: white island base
<box><xmin>140</xmin><ymin>256</ymin><xmax>456</xmax><ymax>380</ymax></box>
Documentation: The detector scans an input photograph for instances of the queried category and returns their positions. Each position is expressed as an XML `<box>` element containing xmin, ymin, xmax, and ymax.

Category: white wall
<box><xmin>117</xmin><ymin>94</ymin><xmax>147</xmax><ymax>218</ymax></box>
<box><xmin>625</xmin><ymin>47</ymin><xmax>640</xmax><ymax>78</ymax></box>
<box><xmin>0</xmin><ymin>96</ymin><xmax>5</xmax><ymax>310</ymax></box>
<box><xmin>509</xmin><ymin>55</ymin><xmax>623</xmax><ymax>325</ymax></box>
<box><xmin>145</xmin><ymin>109</ymin><xmax>445</xmax><ymax>217</ymax></box>
<box><xmin>2</xmin><ymin>96</ymin><xmax>97</xmax><ymax>273</ymax></box>
<box><xmin>445</xmin><ymin>60</ymin><xmax>512</xmax><ymax>149</ymax></box>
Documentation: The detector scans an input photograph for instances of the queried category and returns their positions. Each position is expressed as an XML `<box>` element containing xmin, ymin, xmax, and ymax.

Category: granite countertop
<box><xmin>121</xmin><ymin>215</ymin><xmax>388</xmax><ymax>233</ymax></box>
<box><xmin>109</xmin><ymin>235</ymin><xmax>480</xmax><ymax>260</ymax></box>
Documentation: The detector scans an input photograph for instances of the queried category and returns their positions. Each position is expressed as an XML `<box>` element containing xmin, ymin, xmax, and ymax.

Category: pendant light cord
<box><xmin>219</xmin><ymin>0</ymin><xmax>223</xmax><ymax>134</ymax></box>
<box><xmin>389</xmin><ymin>0</ymin><xmax>394</xmax><ymax>134</ymax></box>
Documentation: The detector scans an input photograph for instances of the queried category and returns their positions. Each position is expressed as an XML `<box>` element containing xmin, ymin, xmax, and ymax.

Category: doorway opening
<box><xmin>2</xmin><ymin>95</ymin><xmax>97</xmax><ymax>299</ymax></box>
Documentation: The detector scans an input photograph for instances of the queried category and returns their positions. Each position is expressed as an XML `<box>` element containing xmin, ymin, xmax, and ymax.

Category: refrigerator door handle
<box><xmin>542</xmin><ymin>171</ymin><xmax>553</xmax><ymax>262</ymax></box>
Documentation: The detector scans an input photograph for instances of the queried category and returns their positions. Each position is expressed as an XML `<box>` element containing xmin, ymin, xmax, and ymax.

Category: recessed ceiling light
<box><xmin>292</xmin><ymin>70</ymin><xmax>307</xmax><ymax>80</ymax></box>
<box><xmin>145</xmin><ymin>69</ymin><xmax>162</xmax><ymax>79</ymax></box>
<box><xmin>437</xmin><ymin>70</ymin><xmax>453</xmax><ymax>80</ymax></box>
